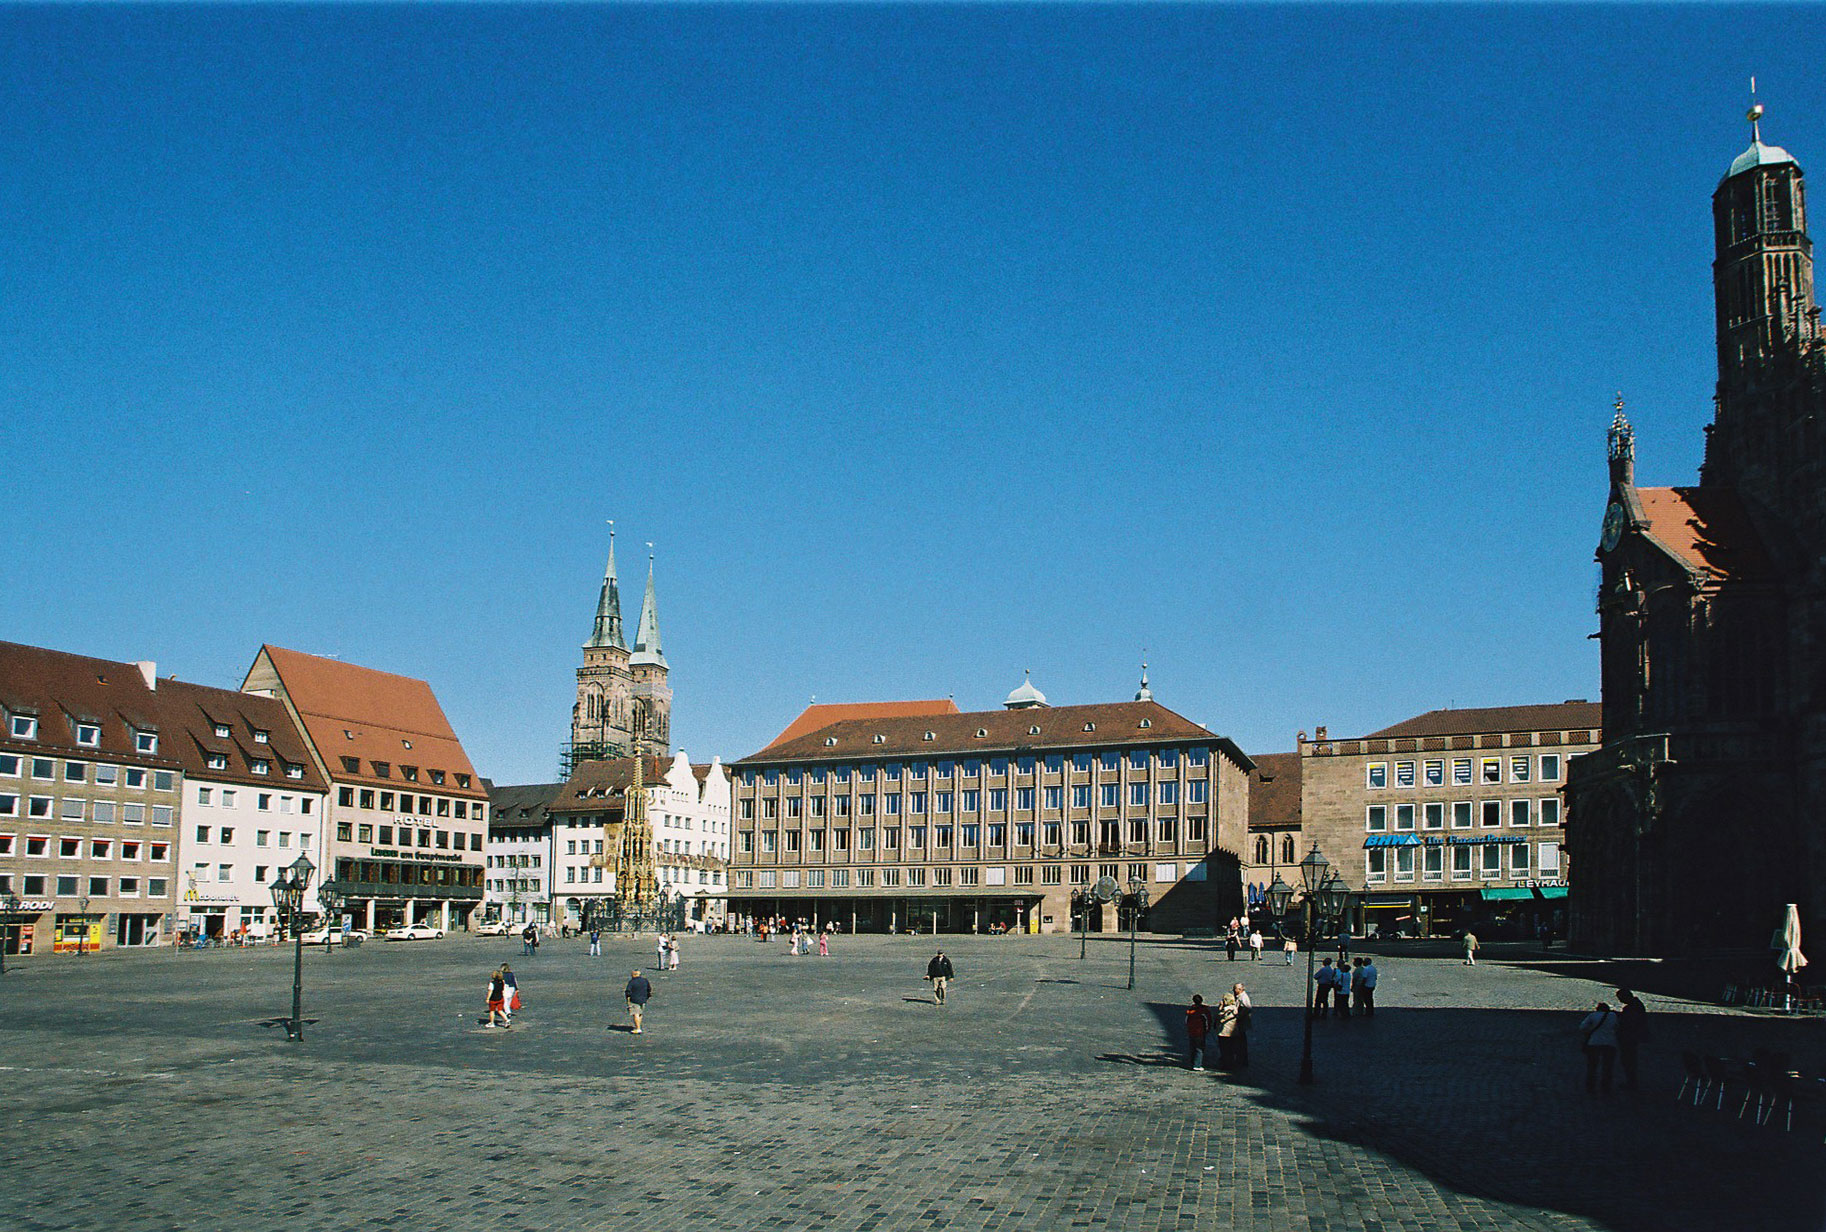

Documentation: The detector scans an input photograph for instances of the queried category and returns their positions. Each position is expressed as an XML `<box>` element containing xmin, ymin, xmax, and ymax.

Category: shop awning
<box><xmin>1480</xmin><ymin>888</ymin><xmax>1533</xmax><ymax>902</ymax></box>
<box><xmin>1363</xmin><ymin>835</ymin><xmax>1422</xmax><ymax>848</ymax></box>
<box><xmin>1533</xmin><ymin>886</ymin><xmax>1568</xmax><ymax>900</ymax></box>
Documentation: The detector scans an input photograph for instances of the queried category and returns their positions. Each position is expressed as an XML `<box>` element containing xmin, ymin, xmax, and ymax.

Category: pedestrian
<box><xmin>818</xmin><ymin>930</ymin><xmax>830</xmax><ymax>957</ymax></box>
<box><xmin>1225</xmin><ymin>931</ymin><xmax>1239</xmax><ymax>961</ymax></box>
<box><xmin>1334</xmin><ymin>957</ymin><xmax>1353</xmax><ymax>1019</ymax></box>
<box><xmin>1355</xmin><ymin>956</ymin><xmax>1378</xmax><ymax>1017</ymax></box>
<box><xmin>485</xmin><ymin>965</ymin><xmax>511</xmax><ymax>1029</ymax></box>
<box><xmin>667</xmin><ymin>935</ymin><xmax>680</xmax><ymax>971</ymax></box>
<box><xmin>522</xmin><ymin>924</ymin><xmax>538</xmax><ymax>956</ymax></box>
<box><xmin>625</xmin><ymin>969</ymin><xmax>653</xmax><ymax>1033</ymax></box>
<box><xmin>1185</xmin><ymin>994</ymin><xmax>1216</xmax><ymax>1070</ymax></box>
<box><xmin>589</xmin><ymin>927</ymin><xmax>602</xmax><ymax>957</ymax></box>
<box><xmin>926</xmin><ymin>949</ymin><xmax>954</xmax><ymax>1005</ymax></box>
<box><xmin>1336</xmin><ymin>932</ymin><xmax>1350</xmax><ymax>965</ymax></box>
<box><xmin>1463</xmin><ymin>930</ymin><xmax>1479</xmax><ymax>966</ymax></box>
<box><xmin>502</xmin><ymin>963</ymin><xmax>520</xmax><ymax>1023</ymax></box>
<box><xmin>1216</xmin><ymin>983</ymin><xmax>1251</xmax><ymax>1070</ymax></box>
<box><xmin>1579</xmin><ymin>999</ymin><xmax>1619</xmax><ymax>1094</ymax></box>
<box><xmin>1312</xmin><ymin>957</ymin><xmax>1335</xmax><ymax>1018</ymax></box>
<box><xmin>1248</xmin><ymin>930</ymin><xmax>1263</xmax><ymax>961</ymax></box>
<box><xmin>1283</xmin><ymin>936</ymin><xmax>1297</xmax><ymax>966</ymax></box>
<box><xmin>656</xmin><ymin>933</ymin><xmax>669</xmax><ymax>968</ymax></box>
<box><xmin>1615</xmin><ymin>988</ymin><xmax>1648</xmax><ymax>1090</ymax></box>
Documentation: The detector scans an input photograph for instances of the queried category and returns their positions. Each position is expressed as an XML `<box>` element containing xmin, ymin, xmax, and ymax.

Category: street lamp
<box><xmin>1071</xmin><ymin>889</ymin><xmax>1089</xmax><ymax>959</ymax></box>
<box><xmin>1297</xmin><ymin>844</ymin><xmax>1343</xmax><ymax>1086</ymax></box>
<box><xmin>269</xmin><ymin>854</ymin><xmax>316</xmax><ymax>1041</ymax></box>
<box><xmin>1125</xmin><ymin>878</ymin><xmax>1150</xmax><ymax>991</ymax></box>
<box><xmin>75</xmin><ymin>895</ymin><xmax>91</xmax><ymax>957</ymax></box>
<box><xmin>318</xmin><ymin>881</ymin><xmax>346</xmax><ymax>956</ymax></box>
<box><xmin>0</xmin><ymin>890</ymin><xmax>19</xmax><ymax>976</ymax></box>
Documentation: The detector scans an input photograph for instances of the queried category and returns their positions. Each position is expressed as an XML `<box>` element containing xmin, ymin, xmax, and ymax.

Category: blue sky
<box><xmin>3</xmin><ymin>5</ymin><xmax>1822</xmax><ymax>783</ymax></box>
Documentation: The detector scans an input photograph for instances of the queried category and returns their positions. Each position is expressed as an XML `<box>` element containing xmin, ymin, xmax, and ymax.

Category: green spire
<box><xmin>587</xmin><ymin>531</ymin><xmax>627</xmax><ymax>650</ymax></box>
<box><xmin>630</xmin><ymin>549</ymin><xmax>666</xmax><ymax>669</ymax></box>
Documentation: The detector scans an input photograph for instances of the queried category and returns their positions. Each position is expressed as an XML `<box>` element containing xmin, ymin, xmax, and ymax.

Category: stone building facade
<box><xmin>568</xmin><ymin>533</ymin><xmax>671</xmax><ymax>769</ymax></box>
<box><xmin>1297</xmin><ymin>704</ymin><xmax>1599</xmax><ymax>939</ymax></box>
<box><xmin>1568</xmin><ymin>108</ymin><xmax>1826</xmax><ymax>954</ymax></box>
<box><xmin>726</xmin><ymin>678</ymin><xmax>1252</xmax><ymax>935</ymax></box>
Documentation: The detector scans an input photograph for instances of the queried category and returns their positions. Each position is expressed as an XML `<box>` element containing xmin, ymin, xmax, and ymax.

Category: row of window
<box><xmin>1367</xmin><ymin>754</ymin><xmax>1565</xmax><ymax>790</ymax></box>
<box><xmin>335</xmin><ymin>822</ymin><xmax>484</xmax><ymax>852</ymax></box>
<box><xmin>1366</xmin><ymin>799</ymin><xmax>1562</xmax><ymax>831</ymax></box>
<box><xmin>741</xmin><ymin>780</ymin><xmax>1207</xmax><ymax>820</ymax></box>
<box><xmin>202</xmin><ymin>751</ymin><xmax>305</xmax><ymax>779</ymax></box>
<box><xmin>191</xmin><ymin>826</ymin><xmax>311</xmax><ymax>849</ymax></box>
<box><xmin>195</xmin><ymin>788</ymin><xmax>312</xmax><ymax>814</ymax></box>
<box><xmin>0</xmin><ymin>796</ymin><xmax>173</xmax><ymax>825</ymax></box>
<box><xmin>335</xmin><ymin>756</ymin><xmax>472</xmax><ymax>791</ymax></box>
<box><xmin>7</xmin><ymin>711</ymin><xmax>159</xmax><ymax>754</ymax></box>
<box><xmin>746</xmin><ymin>748</ymin><xmax>1212</xmax><ymax>787</ymax></box>
<box><xmin>337</xmin><ymin>786</ymin><xmax>485</xmax><ymax>821</ymax></box>
<box><xmin>739</xmin><ymin>817</ymin><xmax>1208</xmax><ymax>854</ymax></box>
<box><xmin>0</xmin><ymin>872</ymin><xmax>166</xmax><ymax>899</ymax></box>
<box><xmin>332</xmin><ymin>858</ymin><xmax>484</xmax><ymax>889</ymax></box>
<box><xmin>1365</xmin><ymin>841</ymin><xmax>1562</xmax><ymax>882</ymax></box>
<box><xmin>1</xmin><ymin>755</ymin><xmax>175</xmax><ymax>791</ymax></box>
<box><xmin>0</xmin><ymin>835</ymin><xmax>171</xmax><ymax>862</ymax></box>
<box><xmin>551</xmin><ymin>866</ymin><xmax>725</xmax><ymax>887</ymax></box>
<box><xmin>734</xmin><ymin>861</ymin><xmax>1193</xmax><ymax>891</ymax></box>
<box><xmin>191</xmin><ymin>861</ymin><xmax>309</xmax><ymax>886</ymax></box>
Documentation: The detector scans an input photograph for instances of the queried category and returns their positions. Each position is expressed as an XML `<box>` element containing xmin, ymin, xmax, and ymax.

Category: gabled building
<box><xmin>157</xmin><ymin>678</ymin><xmax>330</xmax><ymax>941</ymax></box>
<box><xmin>0</xmin><ymin>642</ymin><xmax>183</xmax><ymax>954</ymax></box>
<box><xmin>727</xmin><ymin>676</ymin><xmax>1252</xmax><ymax>935</ymax></box>
<box><xmin>1244</xmin><ymin>751</ymin><xmax>1303</xmax><ymax>913</ymax></box>
<box><xmin>483</xmin><ymin>781</ymin><xmax>562</xmax><ymax>927</ymax></box>
<box><xmin>1569</xmin><ymin>106</ymin><xmax>1826</xmax><ymax>954</ymax></box>
<box><xmin>242</xmin><ymin>646</ymin><xmax>488</xmax><ymax>932</ymax></box>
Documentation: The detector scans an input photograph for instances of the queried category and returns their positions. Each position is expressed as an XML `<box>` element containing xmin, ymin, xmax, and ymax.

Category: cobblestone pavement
<box><xmin>0</xmin><ymin>935</ymin><xmax>1818</xmax><ymax>1232</ymax></box>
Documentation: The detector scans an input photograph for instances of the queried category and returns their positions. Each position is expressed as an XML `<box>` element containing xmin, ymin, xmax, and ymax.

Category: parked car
<box><xmin>472</xmin><ymin>920</ymin><xmax>512</xmax><ymax>936</ymax></box>
<box><xmin>300</xmin><ymin>927</ymin><xmax>370</xmax><ymax>945</ymax></box>
<box><xmin>385</xmin><ymin>923</ymin><xmax>447</xmax><ymax>941</ymax></box>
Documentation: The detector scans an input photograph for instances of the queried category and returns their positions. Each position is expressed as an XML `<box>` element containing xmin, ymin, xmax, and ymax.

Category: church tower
<box><xmin>568</xmin><ymin>529</ymin><xmax>636</xmax><ymax>771</ymax></box>
<box><xmin>628</xmin><ymin>550</ymin><xmax>672</xmax><ymax>754</ymax></box>
<box><xmin>1705</xmin><ymin>96</ymin><xmax>1826</xmax><ymax>532</ymax></box>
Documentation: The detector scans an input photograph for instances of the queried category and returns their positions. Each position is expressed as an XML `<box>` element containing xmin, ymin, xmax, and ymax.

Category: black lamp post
<box><xmin>75</xmin><ymin>895</ymin><xmax>91</xmax><ymax>957</ymax></box>
<box><xmin>0</xmin><ymin>890</ymin><xmax>18</xmax><ymax>975</ymax></box>
<box><xmin>1071</xmin><ymin>889</ymin><xmax>1089</xmax><ymax>959</ymax></box>
<box><xmin>1296</xmin><ymin>845</ymin><xmax>1330</xmax><ymax>1085</ymax></box>
<box><xmin>269</xmin><ymin>854</ymin><xmax>315</xmax><ymax>1041</ymax></box>
<box><xmin>318</xmin><ymin>881</ymin><xmax>345</xmax><ymax>956</ymax></box>
<box><xmin>1125</xmin><ymin>878</ymin><xmax>1150</xmax><ymax>991</ymax></box>
<box><xmin>1264</xmin><ymin>872</ymin><xmax>1295</xmax><ymax>942</ymax></box>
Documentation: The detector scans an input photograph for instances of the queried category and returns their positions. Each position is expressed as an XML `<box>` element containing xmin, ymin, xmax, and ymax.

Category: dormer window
<box><xmin>1028</xmin><ymin>725</ymin><xmax>1041</xmax><ymax>735</ymax></box>
<box><xmin>372</xmin><ymin>761</ymin><xmax>391</xmax><ymax>778</ymax></box>
<box><xmin>135</xmin><ymin>730</ymin><xmax>158</xmax><ymax>755</ymax></box>
<box><xmin>340</xmin><ymin>756</ymin><xmax>360</xmax><ymax>774</ymax></box>
<box><xmin>206</xmin><ymin>754</ymin><xmax>229</xmax><ymax>771</ymax></box>
<box><xmin>212</xmin><ymin>724</ymin><xmax>231</xmax><ymax>739</ymax></box>
<box><xmin>872</xmin><ymin>734</ymin><xmax>886</xmax><ymax>745</ymax></box>
<box><xmin>824</xmin><ymin>737</ymin><xmax>837</xmax><ymax>747</ymax></box>
<box><xmin>251</xmin><ymin>759</ymin><xmax>270</xmax><ymax>776</ymax></box>
<box><xmin>1083</xmin><ymin>723</ymin><xmax>1096</xmax><ymax>732</ymax></box>
<box><xmin>10</xmin><ymin>714</ymin><xmax>38</xmax><ymax>740</ymax></box>
<box><xmin>284</xmin><ymin>764</ymin><xmax>304</xmax><ymax>780</ymax></box>
<box><xmin>923</xmin><ymin>731</ymin><xmax>935</xmax><ymax>741</ymax></box>
<box><xmin>455</xmin><ymin>774</ymin><xmax>471</xmax><ymax>789</ymax></box>
<box><xmin>976</xmin><ymin>728</ymin><xmax>988</xmax><ymax>738</ymax></box>
<box><xmin>430</xmin><ymin>770</ymin><xmax>445</xmax><ymax>785</ymax></box>
<box><xmin>401</xmin><ymin>739</ymin><xmax>413</xmax><ymax>750</ymax></box>
<box><xmin>75</xmin><ymin>722</ymin><xmax>101</xmax><ymax>747</ymax></box>
<box><xmin>1139</xmin><ymin>719</ymin><xmax>1152</xmax><ymax>729</ymax></box>
<box><xmin>253</xmin><ymin>729</ymin><xmax>270</xmax><ymax>744</ymax></box>
<box><xmin>402</xmin><ymin>766</ymin><xmax>419</xmax><ymax>783</ymax></box>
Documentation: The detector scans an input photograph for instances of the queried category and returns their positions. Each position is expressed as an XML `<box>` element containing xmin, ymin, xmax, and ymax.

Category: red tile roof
<box><xmin>759</xmin><ymin>700</ymin><xmax>961</xmax><ymax>752</ymax></box>
<box><xmin>1634</xmin><ymin>486</ymin><xmax>1775</xmax><ymax>582</ymax></box>
<box><xmin>551</xmin><ymin>755</ymin><xmax>670</xmax><ymax>813</ymax></box>
<box><xmin>247</xmin><ymin>645</ymin><xmax>485</xmax><ymax>797</ymax></box>
<box><xmin>0</xmin><ymin>641</ymin><xmax>179</xmax><ymax>768</ymax></box>
<box><xmin>1247</xmin><ymin>752</ymin><xmax>1303</xmax><ymax>830</ymax></box>
<box><xmin>739</xmin><ymin>700</ymin><xmax>1248</xmax><ymax>768</ymax></box>
<box><xmin>156</xmin><ymin>677</ymin><xmax>330</xmax><ymax>792</ymax></box>
<box><xmin>1365</xmin><ymin>701</ymin><xmax>1602</xmax><ymax>740</ymax></box>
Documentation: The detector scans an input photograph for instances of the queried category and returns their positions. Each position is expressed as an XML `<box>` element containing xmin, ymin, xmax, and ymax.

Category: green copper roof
<box><xmin>630</xmin><ymin>559</ymin><xmax>666</xmax><ymax>669</ymax></box>
<box><xmin>586</xmin><ymin>538</ymin><xmax>627</xmax><ymax>650</ymax></box>
<box><xmin>1725</xmin><ymin>139</ymin><xmax>1796</xmax><ymax>183</ymax></box>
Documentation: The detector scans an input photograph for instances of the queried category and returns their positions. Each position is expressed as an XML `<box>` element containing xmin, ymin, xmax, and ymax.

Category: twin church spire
<box><xmin>585</xmin><ymin>525</ymin><xmax>664</xmax><ymax>666</ymax></box>
<box><xmin>570</xmin><ymin>524</ymin><xmax>672</xmax><ymax>770</ymax></box>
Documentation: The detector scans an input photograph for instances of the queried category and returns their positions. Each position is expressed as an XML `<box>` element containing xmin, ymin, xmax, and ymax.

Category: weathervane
<box><xmin>1749</xmin><ymin>76</ymin><xmax>1764</xmax><ymax>142</ymax></box>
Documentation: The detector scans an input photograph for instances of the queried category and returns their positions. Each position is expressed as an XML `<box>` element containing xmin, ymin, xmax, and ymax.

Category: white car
<box><xmin>301</xmin><ymin>927</ymin><xmax>370</xmax><ymax>945</ymax></box>
<box><xmin>385</xmin><ymin>923</ymin><xmax>446</xmax><ymax>941</ymax></box>
<box><xmin>472</xmin><ymin>920</ymin><xmax>512</xmax><ymax>937</ymax></box>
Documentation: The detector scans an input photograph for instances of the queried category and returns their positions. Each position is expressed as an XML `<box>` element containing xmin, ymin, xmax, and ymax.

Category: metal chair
<box><xmin>1677</xmin><ymin>1051</ymin><xmax>1710</xmax><ymax>1105</ymax></box>
<box><xmin>1701</xmin><ymin>1055</ymin><xmax>1733</xmax><ymax>1110</ymax></box>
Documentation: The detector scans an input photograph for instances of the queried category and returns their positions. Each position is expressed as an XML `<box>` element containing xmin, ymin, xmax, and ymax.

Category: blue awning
<box><xmin>1363</xmin><ymin>834</ymin><xmax>1423</xmax><ymax>848</ymax></box>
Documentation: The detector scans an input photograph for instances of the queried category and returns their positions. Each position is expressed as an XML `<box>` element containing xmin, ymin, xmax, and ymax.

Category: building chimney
<box><xmin>136</xmin><ymin>661</ymin><xmax>156</xmax><ymax>691</ymax></box>
<box><xmin>1314</xmin><ymin>725</ymin><xmax>1328</xmax><ymax>741</ymax></box>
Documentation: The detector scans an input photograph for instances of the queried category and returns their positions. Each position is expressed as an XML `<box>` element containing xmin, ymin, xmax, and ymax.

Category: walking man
<box><xmin>1283</xmin><ymin>935</ymin><xmax>1297</xmax><ymax>966</ymax></box>
<box><xmin>1615</xmin><ymin>987</ymin><xmax>1648</xmax><ymax>1090</ymax></box>
<box><xmin>1355</xmin><ymin>956</ymin><xmax>1378</xmax><ymax>1017</ymax></box>
<box><xmin>1185</xmin><ymin>995</ymin><xmax>1215</xmax><ymax>1071</ymax></box>
<box><xmin>1248</xmin><ymin>930</ymin><xmax>1263</xmax><ymax>961</ymax></box>
<box><xmin>589</xmin><ymin>927</ymin><xmax>601</xmax><ymax>957</ymax></box>
<box><xmin>1579</xmin><ymin>999</ymin><xmax>1619</xmax><ymax>1094</ymax></box>
<box><xmin>522</xmin><ymin>924</ymin><xmax>538</xmax><ymax>957</ymax></box>
<box><xmin>1312</xmin><ymin>957</ymin><xmax>1336</xmax><ymax>1018</ymax></box>
<box><xmin>926</xmin><ymin>949</ymin><xmax>954</xmax><ymax>1005</ymax></box>
<box><xmin>624</xmin><ymin>969</ymin><xmax>653</xmax><ymax>1034</ymax></box>
<box><xmin>1462</xmin><ymin>929</ymin><xmax>1479</xmax><ymax>966</ymax></box>
<box><xmin>1334</xmin><ymin>956</ymin><xmax>1353</xmax><ymax>1019</ymax></box>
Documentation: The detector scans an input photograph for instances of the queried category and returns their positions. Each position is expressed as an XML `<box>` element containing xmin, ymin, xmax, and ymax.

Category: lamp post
<box><xmin>0</xmin><ymin>890</ymin><xmax>18</xmax><ymax>975</ymax></box>
<box><xmin>1072</xmin><ymin>889</ymin><xmax>1089</xmax><ymax>959</ymax></box>
<box><xmin>269</xmin><ymin>854</ymin><xmax>315</xmax><ymax>1041</ymax></box>
<box><xmin>318</xmin><ymin>881</ymin><xmax>345</xmax><ymax>956</ymax></box>
<box><xmin>1125</xmin><ymin>878</ymin><xmax>1150</xmax><ymax>991</ymax></box>
<box><xmin>75</xmin><ymin>895</ymin><xmax>91</xmax><ymax>957</ymax></box>
<box><xmin>1296</xmin><ymin>845</ymin><xmax>1330</xmax><ymax>1085</ymax></box>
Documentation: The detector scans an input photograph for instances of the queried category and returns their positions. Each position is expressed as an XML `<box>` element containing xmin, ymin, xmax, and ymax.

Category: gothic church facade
<box><xmin>568</xmin><ymin>534</ymin><xmax>671</xmax><ymax>769</ymax></box>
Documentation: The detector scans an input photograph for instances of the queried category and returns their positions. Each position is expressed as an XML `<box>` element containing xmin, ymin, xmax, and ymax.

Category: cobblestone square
<box><xmin>0</xmin><ymin>934</ymin><xmax>1816</xmax><ymax>1231</ymax></box>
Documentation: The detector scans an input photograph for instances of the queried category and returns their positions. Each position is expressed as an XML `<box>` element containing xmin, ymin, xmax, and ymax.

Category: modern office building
<box><xmin>0</xmin><ymin>642</ymin><xmax>183</xmax><ymax>954</ymax></box>
<box><xmin>1297</xmin><ymin>703</ymin><xmax>1599</xmax><ymax>938</ymax></box>
<box><xmin>1569</xmin><ymin>107</ymin><xmax>1826</xmax><ymax>954</ymax></box>
<box><xmin>483</xmin><ymin>781</ymin><xmax>563</xmax><ymax>927</ymax></box>
<box><xmin>727</xmin><ymin>676</ymin><xmax>1253</xmax><ymax>935</ymax></box>
<box><xmin>242</xmin><ymin>646</ymin><xmax>489</xmax><ymax>931</ymax></box>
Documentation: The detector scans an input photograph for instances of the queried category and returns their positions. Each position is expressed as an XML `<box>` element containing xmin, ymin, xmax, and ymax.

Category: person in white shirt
<box><xmin>1248</xmin><ymin>930</ymin><xmax>1264</xmax><ymax>960</ymax></box>
<box><xmin>1578</xmin><ymin>1001</ymin><xmax>1620</xmax><ymax>1094</ymax></box>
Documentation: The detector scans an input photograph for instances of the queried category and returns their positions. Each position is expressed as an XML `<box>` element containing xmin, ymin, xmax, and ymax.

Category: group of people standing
<box><xmin>1185</xmin><ymin>984</ymin><xmax>1252</xmax><ymax>1071</ymax></box>
<box><xmin>783</xmin><ymin>926</ymin><xmax>831</xmax><ymax>956</ymax></box>
<box><xmin>1312</xmin><ymin>956</ymin><xmax>1378</xmax><ymax>1018</ymax></box>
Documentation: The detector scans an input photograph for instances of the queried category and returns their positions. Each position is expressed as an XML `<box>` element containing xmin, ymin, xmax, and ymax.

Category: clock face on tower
<box><xmin>1601</xmin><ymin>501</ymin><xmax>1626</xmax><ymax>553</ymax></box>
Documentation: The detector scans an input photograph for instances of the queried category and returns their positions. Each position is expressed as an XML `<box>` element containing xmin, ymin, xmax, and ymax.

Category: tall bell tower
<box><xmin>567</xmin><ymin>527</ymin><xmax>635</xmax><ymax>773</ymax></box>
